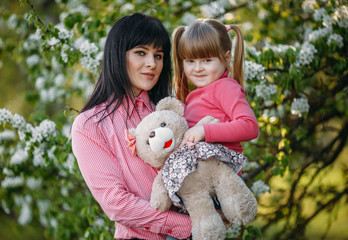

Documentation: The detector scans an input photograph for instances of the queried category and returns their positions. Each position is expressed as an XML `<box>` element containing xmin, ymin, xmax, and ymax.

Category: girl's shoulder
<box><xmin>213</xmin><ymin>77</ymin><xmax>244</xmax><ymax>93</ymax></box>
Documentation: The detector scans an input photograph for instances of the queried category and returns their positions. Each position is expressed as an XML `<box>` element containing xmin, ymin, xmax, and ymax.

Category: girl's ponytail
<box><xmin>172</xmin><ymin>26</ymin><xmax>189</xmax><ymax>102</ymax></box>
<box><xmin>228</xmin><ymin>25</ymin><xmax>245</xmax><ymax>88</ymax></box>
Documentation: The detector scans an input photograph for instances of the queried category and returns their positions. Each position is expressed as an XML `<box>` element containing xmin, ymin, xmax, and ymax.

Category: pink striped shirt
<box><xmin>71</xmin><ymin>91</ymin><xmax>192</xmax><ymax>240</ymax></box>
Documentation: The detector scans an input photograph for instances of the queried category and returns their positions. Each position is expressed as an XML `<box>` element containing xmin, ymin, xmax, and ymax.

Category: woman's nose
<box><xmin>146</xmin><ymin>55</ymin><xmax>156</xmax><ymax>68</ymax></box>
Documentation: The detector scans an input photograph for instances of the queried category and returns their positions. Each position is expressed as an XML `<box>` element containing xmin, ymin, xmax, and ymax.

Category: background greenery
<box><xmin>1</xmin><ymin>0</ymin><xmax>347</xmax><ymax>239</ymax></box>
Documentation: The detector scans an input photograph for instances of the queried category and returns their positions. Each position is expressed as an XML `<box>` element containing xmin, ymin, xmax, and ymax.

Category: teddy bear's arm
<box><xmin>195</xmin><ymin>116</ymin><xmax>220</xmax><ymax>126</ymax></box>
<box><xmin>150</xmin><ymin>171</ymin><xmax>172</xmax><ymax>212</ymax></box>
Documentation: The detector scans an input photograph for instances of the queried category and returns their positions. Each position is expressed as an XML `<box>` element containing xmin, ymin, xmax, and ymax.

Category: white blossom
<box><xmin>302</xmin><ymin>0</ymin><xmax>317</xmax><ymax>13</ymax></box>
<box><xmin>63</xmin><ymin>153</ymin><xmax>76</xmax><ymax>173</ymax></box>
<box><xmin>54</xmin><ymin>73</ymin><xmax>65</xmax><ymax>86</ymax></box>
<box><xmin>79</xmin><ymin>40</ymin><xmax>98</xmax><ymax>56</ymax></box>
<box><xmin>291</xmin><ymin>97</ymin><xmax>310</xmax><ymax>117</ymax></box>
<box><xmin>0</xmin><ymin>130</ymin><xmax>16</xmax><ymax>141</ymax></box>
<box><xmin>244</xmin><ymin>60</ymin><xmax>265</xmax><ymax>81</ymax></box>
<box><xmin>1</xmin><ymin>200</ymin><xmax>10</xmax><ymax>214</ymax></box>
<box><xmin>26</xmin><ymin>54</ymin><xmax>40</xmax><ymax>68</ymax></box>
<box><xmin>33</xmin><ymin>147</ymin><xmax>46</xmax><ymax>167</ymax></box>
<box><xmin>47</xmin><ymin>37</ymin><xmax>60</xmax><ymax>46</ymax></box>
<box><xmin>200</xmin><ymin>0</ymin><xmax>226</xmax><ymax>18</ymax></box>
<box><xmin>181</xmin><ymin>12</ymin><xmax>197</xmax><ymax>25</ymax></box>
<box><xmin>81</xmin><ymin>56</ymin><xmax>99</xmax><ymax>72</ymax></box>
<box><xmin>26</xmin><ymin>177</ymin><xmax>43</xmax><ymax>190</ymax></box>
<box><xmin>120</xmin><ymin>3</ymin><xmax>135</xmax><ymax>13</ymax></box>
<box><xmin>293</xmin><ymin>42</ymin><xmax>317</xmax><ymax>68</ymax></box>
<box><xmin>0</xmin><ymin>108</ymin><xmax>13</xmax><ymax>124</ymax></box>
<box><xmin>7</xmin><ymin>14</ymin><xmax>18</xmax><ymax>29</ymax></box>
<box><xmin>327</xmin><ymin>33</ymin><xmax>344</xmax><ymax>48</ymax></box>
<box><xmin>1</xmin><ymin>176</ymin><xmax>24</xmax><ymax>188</ymax></box>
<box><xmin>11</xmin><ymin>114</ymin><xmax>26</xmax><ymax>130</ymax></box>
<box><xmin>308</xmin><ymin>27</ymin><xmax>332</xmax><ymax>42</ymax></box>
<box><xmin>56</xmin><ymin>24</ymin><xmax>73</xmax><ymax>40</ymax></box>
<box><xmin>18</xmin><ymin>196</ymin><xmax>32</xmax><ymax>225</ymax></box>
<box><xmin>69</xmin><ymin>4</ymin><xmax>90</xmax><ymax>17</ymax></box>
<box><xmin>313</xmin><ymin>8</ymin><xmax>327</xmax><ymax>22</ymax></box>
<box><xmin>251</xmin><ymin>180</ymin><xmax>270</xmax><ymax>197</ymax></box>
<box><xmin>37</xmin><ymin>119</ymin><xmax>56</xmax><ymax>139</ymax></box>
<box><xmin>10</xmin><ymin>149</ymin><xmax>28</xmax><ymax>165</ymax></box>
<box><xmin>255</xmin><ymin>81</ymin><xmax>277</xmax><ymax>101</ymax></box>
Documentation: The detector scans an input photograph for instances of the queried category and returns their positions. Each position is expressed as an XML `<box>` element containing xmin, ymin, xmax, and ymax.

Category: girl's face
<box><xmin>183</xmin><ymin>57</ymin><xmax>226</xmax><ymax>88</ymax></box>
<box><xmin>126</xmin><ymin>44</ymin><xmax>164</xmax><ymax>96</ymax></box>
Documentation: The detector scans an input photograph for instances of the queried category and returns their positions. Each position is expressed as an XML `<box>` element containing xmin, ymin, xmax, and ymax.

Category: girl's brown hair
<box><xmin>172</xmin><ymin>19</ymin><xmax>244</xmax><ymax>102</ymax></box>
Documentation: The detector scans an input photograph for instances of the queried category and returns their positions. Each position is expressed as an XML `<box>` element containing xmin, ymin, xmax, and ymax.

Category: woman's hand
<box><xmin>179</xmin><ymin>125</ymin><xmax>205</xmax><ymax>147</ymax></box>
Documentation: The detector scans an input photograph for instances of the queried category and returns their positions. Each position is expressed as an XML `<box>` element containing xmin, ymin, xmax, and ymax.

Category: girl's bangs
<box><xmin>178</xmin><ymin>29</ymin><xmax>221</xmax><ymax>60</ymax></box>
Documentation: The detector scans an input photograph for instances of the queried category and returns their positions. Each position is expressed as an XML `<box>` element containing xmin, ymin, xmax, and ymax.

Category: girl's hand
<box><xmin>179</xmin><ymin>125</ymin><xmax>205</xmax><ymax>147</ymax></box>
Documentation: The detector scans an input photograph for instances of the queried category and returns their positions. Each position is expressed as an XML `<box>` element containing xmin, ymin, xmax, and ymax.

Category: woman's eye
<box><xmin>160</xmin><ymin>122</ymin><xmax>166</xmax><ymax>127</ymax></box>
<box><xmin>155</xmin><ymin>54</ymin><xmax>163</xmax><ymax>59</ymax></box>
<box><xmin>135</xmin><ymin>51</ymin><xmax>145</xmax><ymax>55</ymax></box>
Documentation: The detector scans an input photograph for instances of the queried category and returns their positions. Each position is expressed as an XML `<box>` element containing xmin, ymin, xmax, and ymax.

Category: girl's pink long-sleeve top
<box><xmin>71</xmin><ymin>91</ymin><xmax>191</xmax><ymax>240</ymax></box>
<box><xmin>185</xmin><ymin>72</ymin><xmax>259</xmax><ymax>153</ymax></box>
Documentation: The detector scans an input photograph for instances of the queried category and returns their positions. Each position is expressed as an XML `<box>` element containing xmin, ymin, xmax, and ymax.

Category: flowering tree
<box><xmin>1</xmin><ymin>0</ymin><xmax>347</xmax><ymax>239</ymax></box>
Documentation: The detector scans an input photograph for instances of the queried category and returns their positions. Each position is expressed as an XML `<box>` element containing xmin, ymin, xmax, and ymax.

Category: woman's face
<box><xmin>126</xmin><ymin>44</ymin><xmax>164</xmax><ymax>96</ymax></box>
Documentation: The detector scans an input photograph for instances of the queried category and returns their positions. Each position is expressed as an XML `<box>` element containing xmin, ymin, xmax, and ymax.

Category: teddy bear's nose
<box><xmin>149</xmin><ymin>131</ymin><xmax>156</xmax><ymax>138</ymax></box>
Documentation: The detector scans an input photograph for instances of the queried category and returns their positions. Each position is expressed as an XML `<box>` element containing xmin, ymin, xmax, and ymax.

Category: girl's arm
<box><xmin>204</xmin><ymin>80</ymin><xmax>259</xmax><ymax>143</ymax></box>
<box><xmin>71</xmin><ymin>115</ymin><xmax>191</xmax><ymax>239</ymax></box>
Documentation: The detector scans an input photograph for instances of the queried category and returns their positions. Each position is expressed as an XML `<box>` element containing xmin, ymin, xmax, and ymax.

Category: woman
<box><xmin>71</xmin><ymin>13</ymin><xmax>191</xmax><ymax>240</ymax></box>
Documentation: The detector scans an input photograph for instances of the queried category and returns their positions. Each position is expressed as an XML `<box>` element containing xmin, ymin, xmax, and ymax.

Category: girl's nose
<box><xmin>194</xmin><ymin>61</ymin><xmax>203</xmax><ymax>71</ymax></box>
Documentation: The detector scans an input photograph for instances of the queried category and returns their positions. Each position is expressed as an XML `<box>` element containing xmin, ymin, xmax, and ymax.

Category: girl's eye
<box><xmin>160</xmin><ymin>122</ymin><xmax>166</xmax><ymax>127</ymax></box>
<box><xmin>185</xmin><ymin>59</ymin><xmax>194</xmax><ymax>63</ymax></box>
<box><xmin>204</xmin><ymin>59</ymin><xmax>211</xmax><ymax>62</ymax></box>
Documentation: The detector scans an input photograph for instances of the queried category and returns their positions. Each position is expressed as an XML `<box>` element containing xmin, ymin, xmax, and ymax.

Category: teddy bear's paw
<box><xmin>233</xmin><ymin>197</ymin><xmax>258</xmax><ymax>225</ymax></box>
<box><xmin>150</xmin><ymin>197</ymin><xmax>171</xmax><ymax>212</ymax></box>
<box><xmin>198</xmin><ymin>216</ymin><xmax>226</xmax><ymax>240</ymax></box>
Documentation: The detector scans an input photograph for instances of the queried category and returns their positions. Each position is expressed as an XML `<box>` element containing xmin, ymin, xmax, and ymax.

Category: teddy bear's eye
<box><xmin>146</xmin><ymin>140</ymin><xmax>150</xmax><ymax>145</ymax></box>
<box><xmin>160</xmin><ymin>122</ymin><xmax>166</xmax><ymax>127</ymax></box>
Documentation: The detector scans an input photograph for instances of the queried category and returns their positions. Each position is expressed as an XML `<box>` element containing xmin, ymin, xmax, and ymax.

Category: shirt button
<box><xmin>145</xmin><ymin>226</ymin><xmax>150</xmax><ymax>230</ymax></box>
<box><xmin>168</xmin><ymin>229</ymin><xmax>172</xmax><ymax>234</ymax></box>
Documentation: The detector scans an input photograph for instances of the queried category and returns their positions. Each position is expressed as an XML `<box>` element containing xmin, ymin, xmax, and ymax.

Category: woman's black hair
<box><xmin>81</xmin><ymin>12</ymin><xmax>171</xmax><ymax>122</ymax></box>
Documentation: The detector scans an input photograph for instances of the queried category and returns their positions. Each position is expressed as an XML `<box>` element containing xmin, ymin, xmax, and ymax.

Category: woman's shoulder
<box><xmin>72</xmin><ymin>105</ymin><xmax>106</xmax><ymax>132</ymax></box>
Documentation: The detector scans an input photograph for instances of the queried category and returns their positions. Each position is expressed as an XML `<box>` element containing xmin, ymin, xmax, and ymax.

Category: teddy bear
<box><xmin>126</xmin><ymin>97</ymin><xmax>257</xmax><ymax>240</ymax></box>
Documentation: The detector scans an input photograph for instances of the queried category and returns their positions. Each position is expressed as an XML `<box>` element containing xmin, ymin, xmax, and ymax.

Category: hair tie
<box><xmin>225</xmin><ymin>25</ymin><xmax>232</xmax><ymax>32</ymax></box>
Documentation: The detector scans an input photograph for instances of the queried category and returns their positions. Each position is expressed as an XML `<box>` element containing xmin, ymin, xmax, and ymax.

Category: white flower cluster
<box><xmin>291</xmin><ymin>97</ymin><xmax>310</xmax><ymax>117</ymax></box>
<box><xmin>15</xmin><ymin>195</ymin><xmax>32</xmax><ymax>225</ymax></box>
<box><xmin>293</xmin><ymin>42</ymin><xmax>317</xmax><ymax>68</ymax></box>
<box><xmin>181</xmin><ymin>12</ymin><xmax>196</xmax><ymax>25</ymax></box>
<box><xmin>244</xmin><ymin>60</ymin><xmax>265</xmax><ymax>81</ymax></box>
<box><xmin>264</xmin><ymin>42</ymin><xmax>296</xmax><ymax>55</ymax></box>
<box><xmin>78</xmin><ymin>40</ymin><xmax>100</xmax><ymax>72</ymax></box>
<box><xmin>327</xmin><ymin>33</ymin><xmax>344</xmax><ymax>48</ymax></box>
<box><xmin>302</xmin><ymin>0</ymin><xmax>317</xmax><ymax>13</ymax></box>
<box><xmin>1</xmin><ymin>176</ymin><xmax>24</xmax><ymax>188</ymax></box>
<box><xmin>255</xmin><ymin>81</ymin><xmax>277</xmax><ymax>105</ymax></box>
<box><xmin>26</xmin><ymin>54</ymin><xmax>41</xmax><ymax>68</ymax></box>
<box><xmin>10</xmin><ymin>148</ymin><xmax>29</xmax><ymax>165</ymax></box>
<box><xmin>308</xmin><ymin>27</ymin><xmax>332</xmax><ymax>42</ymax></box>
<box><xmin>56</xmin><ymin>24</ymin><xmax>73</xmax><ymax>40</ymax></box>
<box><xmin>251</xmin><ymin>180</ymin><xmax>270</xmax><ymax>197</ymax></box>
<box><xmin>333</xmin><ymin>5</ymin><xmax>348</xmax><ymax>29</ymax></box>
<box><xmin>0</xmin><ymin>108</ymin><xmax>56</xmax><ymax>146</ymax></box>
<box><xmin>200</xmin><ymin>0</ymin><xmax>229</xmax><ymax>18</ymax></box>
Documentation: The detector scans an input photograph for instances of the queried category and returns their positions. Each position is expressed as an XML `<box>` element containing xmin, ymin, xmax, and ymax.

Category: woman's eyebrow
<box><xmin>135</xmin><ymin>45</ymin><xmax>163</xmax><ymax>52</ymax></box>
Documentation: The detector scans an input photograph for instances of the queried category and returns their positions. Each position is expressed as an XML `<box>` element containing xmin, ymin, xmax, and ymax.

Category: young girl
<box><xmin>172</xmin><ymin>19</ymin><xmax>259</xmax><ymax>154</ymax></box>
<box><xmin>71</xmin><ymin>13</ymin><xmax>191</xmax><ymax>240</ymax></box>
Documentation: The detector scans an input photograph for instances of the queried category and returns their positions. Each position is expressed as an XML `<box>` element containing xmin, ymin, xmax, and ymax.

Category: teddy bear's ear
<box><xmin>155</xmin><ymin>97</ymin><xmax>185</xmax><ymax>116</ymax></box>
